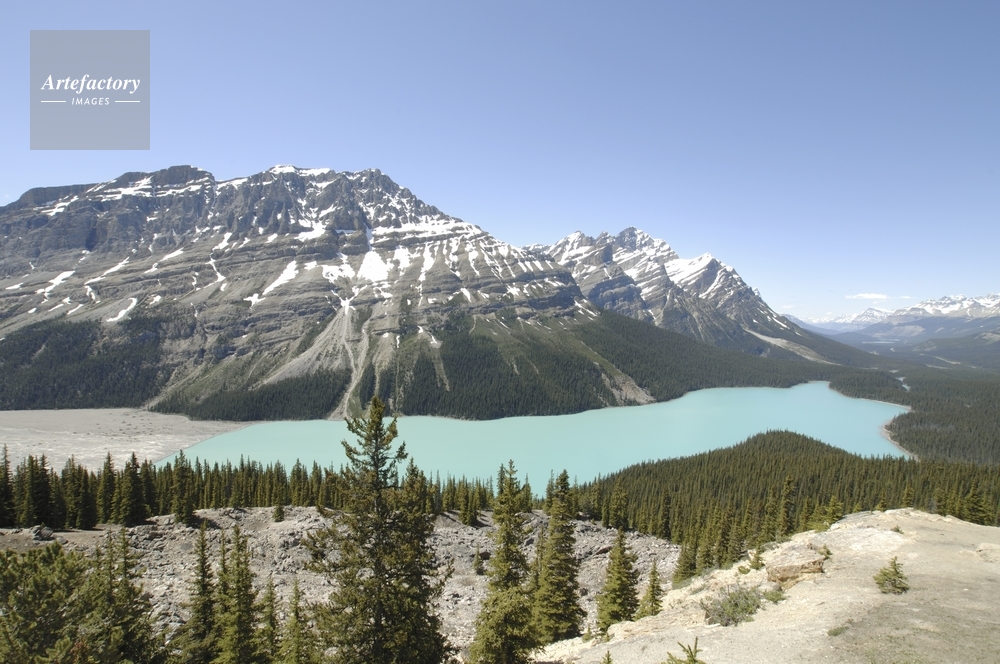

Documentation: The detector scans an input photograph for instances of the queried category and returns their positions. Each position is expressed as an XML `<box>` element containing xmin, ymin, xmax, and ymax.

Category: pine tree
<box><xmin>60</xmin><ymin>529</ymin><xmax>165</xmax><ymax>663</ymax></box>
<box><xmin>308</xmin><ymin>397</ymin><xmax>451</xmax><ymax>664</ymax></box>
<box><xmin>0</xmin><ymin>542</ymin><xmax>91</xmax><ymax>661</ymax></box>
<box><xmin>533</xmin><ymin>470</ymin><xmax>585</xmax><ymax>644</ymax></box>
<box><xmin>469</xmin><ymin>461</ymin><xmax>540</xmax><ymax>664</ymax></box>
<box><xmin>460</xmin><ymin>483</ymin><xmax>481</xmax><ymax>526</ymax></box>
<box><xmin>776</xmin><ymin>475</ymin><xmax>795</xmax><ymax>537</ymax></box>
<box><xmin>277</xmin><ymin>578</ymin><xmax>320</xmax><ymax>664</ymax></box>
<box><xmin>636</xmin><ymin>560</ymin><xmax>662</xmax><ymax>619</ymax></box>
<box><xmin>529</xmin><ymin>524</ymin><xmax>546</xmax><ymax>595</ymax></box>
<box><xmin>961</xmin><ymin>481</ymin><xmax>991</xmax><ymax>525</ymax></box>
<box><xmin>172</xmin><ymin>522</ymin><xmax>217</xmax><ymax>663</ymax></box>
<box><xmin>596</xmin><ymin>529</ymin><xmax>639</xmax><ymax>632</ymax></box>
<box><xmin>15</xmin><ymin>455</ymin><xmax>51</xmax><ymax>527</ymax></box>
<box><xmin>665</xmin><ymin>638</ymin><xmax>706</xmax><ymax>664</ymax></box>
<box><xmin>828</xmin><ymin>496</ymin><xmax>844</xmax><ymax>523</ymax></box>
<box><xmin>97</xmin><ymin>453</ymin><xmax>116</xmax><ymax>524</ymax></box>
<box><xmin>657</xmin><ymin>492</ymin><xmax>672</xmax><ymax>540</ymax></box>
<box><xmin>173</xmin><ymin>450</ymin><xmax>197</xmax><ymax>527</ymax></box>
<box><xmin>672</xmin><ymin>532</ymin><xmax>698</xmax><ymax>585</ymax></box>
<box><xmin>609</xmin><ymin>480</ymin><xmax>628</xmax><ymax>531</ymax></box>
<box><xmin>258</xmin><ymin>576</ymin><xmax>280</xmax><ymax>663</ymax></box>
<box><xmin>0</xmin><ymin>445</ymin><xmax>14</xmax><ymax>527</ymax></box>
<box><xmin>215</xmin><ymin>526</ymin><xmax>260</xmax><ymax>664</ymax></box>
<box><xmin>141</xmin><ymin>460</ymin><xmax>158</xmax><ymax>518</ymax></box>
<box><xmin>900</xmin><ymin>483</ymin><xmax>915</xmax><ymax>507</ymax></box>
<box><xmin>112</xmin><ymin>453</ymin><xmax>148</xmax><ymax>526</ymax></box>
<box><xmin>873</xmin><ymin>556</ymin><xmax>909</xmax><ymax>594</ymax></box>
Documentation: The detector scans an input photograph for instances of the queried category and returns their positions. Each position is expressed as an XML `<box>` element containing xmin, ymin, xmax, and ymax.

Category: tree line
<box><xmin>153</xmin><ymin>369</ymin><xmax>352</xmax><ymax>422</ymax></box>
<box><xmin>575</xmin><ymin>430</ymin><xmax>1000</xmax><ymax>584</ymax></box>
<box><xmin>4</xmin><ymin>412</ymin><xmax>1000</xmax><ymax>662</ymax></box>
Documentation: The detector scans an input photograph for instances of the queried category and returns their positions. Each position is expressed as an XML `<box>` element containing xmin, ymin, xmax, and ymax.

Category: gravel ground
<box><xmin>0</xmin><ymin>408</ymin><xmax>247</xmax><ymax>469</ymax></box>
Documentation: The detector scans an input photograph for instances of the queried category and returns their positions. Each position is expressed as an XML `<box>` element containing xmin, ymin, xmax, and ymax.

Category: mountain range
<box><xmin>789</xmin><ymin>295</ymin><xmax>1000</xmax><ymax>370</ymax></box>
<box><xmin>0</xmin><ymin>165</ymin><xmax>888</xmax><ymax>419</ymax></box>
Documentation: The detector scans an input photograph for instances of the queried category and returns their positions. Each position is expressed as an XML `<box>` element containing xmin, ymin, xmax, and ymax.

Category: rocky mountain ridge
<box><xmin>530</xmin><ymin>227</ymin><xmax>794</xmax><ymax>348</ymax></box>
<box><xmin>812</xmin><ymin>294</ymin><xmax>1000</xmax><ymax>368</ymax></box>
<box><xmin>801</xmin><ymin>294</ymin><xmax>1000</xmax><ymax>335</ymax></box>
<box><xmin>0</xmin><ymin>165</ymin><xmax>853</xmax><ymax>418</ymax></box>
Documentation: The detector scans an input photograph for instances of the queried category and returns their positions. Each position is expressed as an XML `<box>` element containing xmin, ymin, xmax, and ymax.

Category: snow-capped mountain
<box><xmin>889</xmin><ymin>294</ymin><xmax>1000</xmax><ymax>321</ymax></box>
<box><xmin>531</xmin><ymin>227</ymin><xmax>795</xmax><ymax>346</ymax></box>
<box><xmin>805</xmin><ymin>296</ymin><xmax>999</xmax><ymax>333</ymax></box>
<box><xmin>0</xmin><ymin>165</ymin><xmax>577</xmax><ymax>321</ymax></box>
<box><xmin>0</xmin><ymin>165</ymin><xmax>846</xmax><ymax>418</ymax></box>
<box><xmin>799</xmin><ymin>308</ymin><xmax>892</xmax><ymax>333</ymax></box>
<box><xmin>827</xmin><ymin>294</ymin><xmax>1000</xmax><ymax>354</ymax></box>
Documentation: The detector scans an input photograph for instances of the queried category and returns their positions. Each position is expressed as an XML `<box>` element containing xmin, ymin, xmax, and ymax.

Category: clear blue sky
<box><xmin>2</xmin><ymin>1</ymin><xmax>997</xmax><ymax>319</ymax></box>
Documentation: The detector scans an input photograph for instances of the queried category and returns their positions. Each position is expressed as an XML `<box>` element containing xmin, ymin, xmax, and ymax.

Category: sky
<box><xmin>1</xmin><ymin>1</ymin><xmax>997</xmax><ymax>320</ymax></box>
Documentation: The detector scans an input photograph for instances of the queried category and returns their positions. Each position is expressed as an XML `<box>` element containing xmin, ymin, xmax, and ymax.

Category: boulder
<box><xmin>30</xmin><ymin>525</ymin><xmax>55</xmax><ymax>541</ymax></box>
<box><xmin>765</xmin><ymin>544</ymin><xmax>825</xmax><ymax>586</ymax></box>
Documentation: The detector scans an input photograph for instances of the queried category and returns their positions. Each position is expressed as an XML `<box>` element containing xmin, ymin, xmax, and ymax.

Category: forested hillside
<box><xmin>578</xmin><ymin>430</ymin><xmax>1000</xmax><ymax>581</ymax></box>
<box><xmin>0</xmin><ymin>316</ymin><xmax>167</xmax><ymax>409</ymax></box>
<box><xmin>830</xmin><ymin>368</ymin><xmax>1000</xmax><ymax>464</ymax></box>
<box><xmin>3</xmin><ymin>307</ymin><xmax>999</xmax><ymax>465</ymax></box>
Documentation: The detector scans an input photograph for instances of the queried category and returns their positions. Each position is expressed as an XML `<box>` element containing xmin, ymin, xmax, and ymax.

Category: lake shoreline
<box><xmin>0</xmin><ymin>383</ymin><xmax>912</xmax><ymax>479</ymax></box>
<box><xmin>163</xmin><ymin>382</ymin><xmax>909</xmax><ymax>486</ymax></box>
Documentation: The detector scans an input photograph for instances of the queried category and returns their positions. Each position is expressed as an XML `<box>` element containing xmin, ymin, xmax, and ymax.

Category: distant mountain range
<box><xmin>788</xmin><ymin>309</ymin><xmax>892</xmax><ymax>334</ymax></box>
<box><xmin>0</xmin><ymin>165</ymin><xmax>888</xmax><ymax>418</ymax></box>
<box><xmin>791</xmin><ymin>294</ymin><xmax>1000</xmax><ymax>371</ymax></box>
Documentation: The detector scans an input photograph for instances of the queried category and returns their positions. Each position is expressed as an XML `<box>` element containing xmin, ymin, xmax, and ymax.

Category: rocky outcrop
<box><xmin>764</xmin><ymin>542</ymin><xmax>826</xmax><ymax>586</ymax></box>
<box><xmin>539</xmin><ymin>509</ymin><xmax>1000</xmax><ymax>663</ymax></box>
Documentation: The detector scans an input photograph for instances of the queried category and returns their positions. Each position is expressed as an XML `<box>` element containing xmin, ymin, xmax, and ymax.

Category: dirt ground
<box><xmin>0</xmin><ymin>408</ymin><xmax>247</xmax><ymax>469</ymax></box>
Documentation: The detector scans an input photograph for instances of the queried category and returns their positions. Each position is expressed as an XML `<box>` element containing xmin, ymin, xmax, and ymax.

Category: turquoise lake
<box><xmin>166</xmin><ymin>382</ymin><xmax>908</xmax><ymax>485</ymax></box>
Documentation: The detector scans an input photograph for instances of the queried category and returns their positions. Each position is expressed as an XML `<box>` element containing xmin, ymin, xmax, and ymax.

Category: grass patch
<box><xmin>762</xmin><ymin>588</ymin><xmax>786</xmax><ymax>604</ymax></box>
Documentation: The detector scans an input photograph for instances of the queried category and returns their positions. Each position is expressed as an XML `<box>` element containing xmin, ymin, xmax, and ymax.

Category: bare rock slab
<box><xmin>765</xmin><ymin>543</ymin><xmax>825</xmax><ymax>586</ymax></box>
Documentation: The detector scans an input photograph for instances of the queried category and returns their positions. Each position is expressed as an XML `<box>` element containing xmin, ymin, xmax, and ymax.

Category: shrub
<box><xmin>873</xmin><ymin>557</ymin><xmax>909</xmax><ymax>594</ymax></box>
<box><xmin>701</xmin><ymin>585</ymin><xmax>762</xmax><ymax>626</ymax></box>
